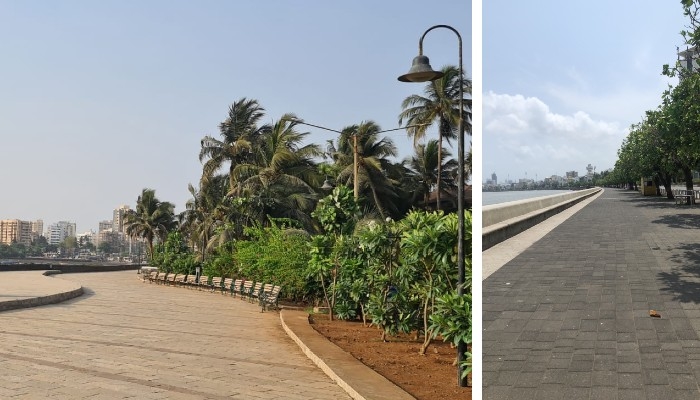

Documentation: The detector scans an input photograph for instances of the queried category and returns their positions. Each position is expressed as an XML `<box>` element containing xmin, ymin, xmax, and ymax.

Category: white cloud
<box><xmin>483</xmin><ymin>91</ymin><xmax>629</xmax><ymax>180</ymax></box>
<box><xmin>484</xmin><ymin>92</ymin><xmax>622</xmax><ymax>139</ymax></box>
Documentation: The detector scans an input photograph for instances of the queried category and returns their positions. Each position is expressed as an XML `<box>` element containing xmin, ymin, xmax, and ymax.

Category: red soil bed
<box><xmin>309</xmin><ymin>315</ymin><xmax>471</xmax><ymax>400</ymax></box>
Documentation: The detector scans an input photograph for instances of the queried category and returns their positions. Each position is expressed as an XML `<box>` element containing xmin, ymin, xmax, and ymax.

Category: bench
<box><xmin>231</xmin><ymin>279</ymin><xmax>243</xmax><ymax>297</ymax></box>
<box><xmin>145</xmin><ymin>270</ymin><xmax>158</xmax><ymax>283</ymax></box>
<box><xmin>155</xmin><ymin>272</ymin><xmax>168</xmax><ymax>285</ymax></box>
<box><xmin>239</xmin><ymin>280</ymin><xmax>254</xmax><ymax>299</ymax></box>
<box><xmin>173</xmin><ymin>274</ymin><xmax>187</xmax><ymax>287</ymax></box>
<box><xmin>184</xmin><ymin>274</ymin><xmax>197</xmax><ymax>288</ymax></box>
<box><xmin>257</xmin><ymin>284</ymin><xmax>274</xmax><ymax>305</ymax></box>
<box><xmin>210</xmin><ymin>277</ymin><xmax>223</xmax><ymax>293</ymax></box>
<box><xmin>248</xmin><ymin>282</ymin><xmax>263</xmax><ymax>303</ymax></box>
<box><xmin>197</xmin><ymin>275</ymin><xmax>210</xmax><ymax>291</ymax></box>
<box><xmin>138</xmin><ymin>267</ymin><xmax>157</xmax><ymax>281</ymax></box>
<box><xmin>676</xmin><ymin>190</ymin><xmax>696</xmax><ymax>205</ymax></box>
<box><xmin>261</xmin><ymin>285</ymin><xmax>282</xmax><ymax>312</ymax></box>
<box><xmin>222</xmin><ymin>278</ymin><xmax>234</xmax><ymax>295</ymax></box>
<box><xmin>165</xmin><ymin>273</ymin><xmax>177</xmax><ymax>286</ymax></box>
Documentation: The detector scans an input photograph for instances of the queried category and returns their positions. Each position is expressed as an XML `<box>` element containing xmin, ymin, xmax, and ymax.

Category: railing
<box><xmin>659</xmin><ymin>187</ymin><xmax>700</xmax><ymax>199</ymax></box>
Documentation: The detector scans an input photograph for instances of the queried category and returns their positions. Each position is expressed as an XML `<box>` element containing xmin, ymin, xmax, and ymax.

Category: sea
<box><xmin>482</xmin><ymin>190</ymin><xmax>573</xmax><ymax>206</ymax></box>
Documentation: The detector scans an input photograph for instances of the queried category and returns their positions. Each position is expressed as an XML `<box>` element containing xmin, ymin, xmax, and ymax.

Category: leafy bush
<box><xmin>234</xmin><ymin>224</ymin><xmax>313</xmax><ymax>301</ymax></box>
<box><xmin>202</xmin><ymin>247</ymin><xmax>237</xmax><ymax>278</ymax></box>
<box><xmin>151</xmin><ymin>231</ymin><xmax>200</xmax><ymax>275</ymax></box>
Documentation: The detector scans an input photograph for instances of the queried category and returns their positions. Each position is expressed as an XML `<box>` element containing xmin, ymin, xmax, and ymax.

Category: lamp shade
<box><xmin>321</xmin><ymin>179</ymin><xmax>334</xmax><ymax>190</ymax></box>
<box><xmin>398</xmin><ymin>55</ymin><xmax>444</xmax><ymax>82</ymax></box>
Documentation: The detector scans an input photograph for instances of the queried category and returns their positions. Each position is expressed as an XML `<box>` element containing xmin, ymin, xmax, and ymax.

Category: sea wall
<box><xmin>483</xmin><ymin>187</ymin><xmax>601</xmax><ymax>250</ymax></box>
<box><xmin>0</xmin><ymin>262</ymin><xmax>140</xmax><ymax>273</ymax></box>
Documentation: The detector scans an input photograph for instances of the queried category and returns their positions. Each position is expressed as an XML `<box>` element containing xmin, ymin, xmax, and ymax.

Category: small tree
<box><xmin>309</xmin><ymin>185</ymin><xmax>360</xmax><ymax>320</ymax></box>
<box><xmin>399</xmin><ymin>210</ymin><xmax>461</xmax><ymax>355</ymax></box>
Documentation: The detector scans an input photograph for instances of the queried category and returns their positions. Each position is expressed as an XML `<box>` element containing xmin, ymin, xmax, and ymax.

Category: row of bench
<box><xmin>141</xmin><ymin>271</ymin><xmax>281</xmax><ymax>312</ymax></box>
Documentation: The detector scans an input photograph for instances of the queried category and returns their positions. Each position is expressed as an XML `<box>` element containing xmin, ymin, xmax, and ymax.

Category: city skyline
<box><xmin>0</xmin><ymin>203</ymin><xmax>127</xmax><ymax>244</ymax></box>
<box><xmin>484</xmin><ymin>163</ymin><xmax>597</xmax><ymax>185</ymax></box>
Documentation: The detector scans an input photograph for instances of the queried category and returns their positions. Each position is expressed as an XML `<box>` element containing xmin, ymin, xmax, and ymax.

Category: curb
<box><xmin>0</xmin><ymin>271</ymin><xmax>84</xmax><ymax>312</ymax></box>
<box><xmin>280</xmin><ymin>309</ymin><xmax>415</xmax><ymax>400</ymax></box>
<box><xmin>483</xmin><ymin>187</ymin><xmax>601</xmax><ymax>250</ymax></box>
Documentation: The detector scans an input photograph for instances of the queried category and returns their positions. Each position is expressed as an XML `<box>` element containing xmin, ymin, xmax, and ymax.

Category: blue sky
<box><xmin>482</xmin><ymin>1</ymin><xmax>687</xmax><ymax>184</ymax></box>
<box><xmin>0</xmin><ymin>0</ymin><xmax>470</xmax><ymax>233</ymax></box>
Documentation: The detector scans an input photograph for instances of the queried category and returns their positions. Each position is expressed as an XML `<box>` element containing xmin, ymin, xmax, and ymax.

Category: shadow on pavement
<box><xmin>659</xmin><ymin>242</ymin><xmax>700</xmax><ymax>304</ymax></box>
<box><xmin>651</xmin><ymin>214</ymin><xmax>700</xmax><ymax>230</ymax></box>
<box><xmin>619</xmin><ymin>193</ymin><xmax>682</xmax><ymax>209</ymax></box>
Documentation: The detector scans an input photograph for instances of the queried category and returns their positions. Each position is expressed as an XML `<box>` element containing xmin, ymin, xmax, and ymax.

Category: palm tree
<box><xmin>199</xmin><ymin>98</ymin><xmax>272</xmax><ymax>192</ymax></box>
<box><xmin>124</xmin><ymin>188</ymin><xmax>177</xmax><ymax>260</ymax></box>
<box><xmin>405</xmin><ymin>139</ymin><xmax>456</xmax><ymax>210</ymax></box>
<box><xmin>331</xmin><ymin>121</ymin><xmax>400</xmax><ymax>219</ymax></box>
<box><xmin>179</xmin><ymin>174</ymin><xmax>229</xmax><ymax>263</ymax></box>
<box><xmin>233</xmin><ymin>114</ymin><xmax>322</xmax><ymax>230</ymax></box>
<box><xmin>399</xmin><ymin>65</ymin><xmax>472</xmax><ymax>210</ymax></box>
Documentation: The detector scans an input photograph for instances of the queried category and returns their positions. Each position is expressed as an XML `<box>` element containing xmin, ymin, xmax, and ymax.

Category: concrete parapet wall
<box><xmin>0</xmin><ymin>263</ymin><xmax>140</xmax><ymax>273</ymax></box>
<box><xmin>0</xmin><ymin>271</ymin><xmax>84</xmax><ymax>312</ymax></box>
<box><xmin>483</xmin><ymin>188</ymin><xmax>601</xmax><ymax>250</ymax></box>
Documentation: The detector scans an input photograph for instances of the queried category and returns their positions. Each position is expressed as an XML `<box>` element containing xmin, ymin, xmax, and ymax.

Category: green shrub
<box><xmin>234</xmin><ymin>224</ymin><xmax>313</xmax><ymax>301</ymax></box>
<box><xmin>151</xmin><ymin>232</ymin><xmax>200</xmax><ymax>275</ymax></box>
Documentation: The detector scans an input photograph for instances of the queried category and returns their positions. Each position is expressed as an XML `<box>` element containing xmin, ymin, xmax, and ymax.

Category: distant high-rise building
<box><xmin>491</xmin><ymin>172</ymin><xmax>497</xmax><ymax>185</ymax></box>
<box><xmin>113</xmin><ymin>205</ymin><xmax>131</xmax><ymax>234</ymax></box>
<box><xmin>31</xmin><ymin>219</ymin><xmax>43</xmax><ymax>236</ymax></box>
<box><xmin>98</xmin><ymin>220</ymin><xmax>113</xmax><ymax>233</ymax></box>
<box><xmin>0</xmin><ymin>219</ymin><xmax>32</xmax><ymax>245</ymax></box>
<box><xmin>47</xmin><ymin>221</ymin><xmax>77</xmax><ymax>245</ymax></box>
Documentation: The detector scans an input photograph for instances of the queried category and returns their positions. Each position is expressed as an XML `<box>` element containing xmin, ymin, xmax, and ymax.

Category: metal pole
<box><xmin>353</xmin><ymin>133</ymin><xmax>359</xmax><ymax>200</ymax></box>
<box><xmin>418</xmin><ymin>24</ymin><xmax>467</xmax><ymax>387</ymax></box>
<box><xmin>456</xmin><ymin>30</ymin><xmax>467</xmax><ymax>389</ymax></box>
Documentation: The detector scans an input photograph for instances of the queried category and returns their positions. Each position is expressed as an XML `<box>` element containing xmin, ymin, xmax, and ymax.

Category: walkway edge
<box><xmin>0</xmin><ymin>271</ymin><xmax>84</xmax><ymax>312</ymax></box>
<box><xmin>483</xmin><ymin>188</ymin><xmax>601</xmax><ymax>250</ymax></box>
<box><xmin>483</xmin><ymin>189</ymin><xmax>604</xmax><ymax>280</ymax></box>
<box><xmin>280</xmin><ymin>309</ymin><xmax>415</xmax><ymax>400</ymax></box>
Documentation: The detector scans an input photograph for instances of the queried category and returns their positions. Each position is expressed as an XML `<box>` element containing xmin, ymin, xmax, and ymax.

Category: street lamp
<box><xmin>286</xmin><ymin>119</ymin><xmax>426</xmax><ymax>200</ymax></box>
<box><xmin>398</xmin><ymin>24</ymin><xmax>468</xmax><ymax>387</ymax></box>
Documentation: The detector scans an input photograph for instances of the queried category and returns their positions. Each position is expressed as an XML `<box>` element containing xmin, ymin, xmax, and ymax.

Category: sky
<box><xmin>482</xmin><ymin>1</ymin><xmax>687</xmax><ymax>184</ymax></box>
<box><xmin>0</xmin><ymin>0</ymin><xmax>470</xmax><ymax>233</ymax></box>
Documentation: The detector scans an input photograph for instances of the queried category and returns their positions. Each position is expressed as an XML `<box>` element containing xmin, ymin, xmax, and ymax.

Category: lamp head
<box><xmin>398</xmin><ymin>55</ymin><xmax>444</xmax><ymax>82</ymax></box>
<box><xmin>321</xmin><ymin>179</ymin><xmax>334</xmax><ymax>190</ymax></box>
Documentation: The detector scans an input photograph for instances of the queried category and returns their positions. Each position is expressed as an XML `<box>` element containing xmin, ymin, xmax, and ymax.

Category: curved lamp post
<box><xmin>398</xmin><ymin>24</ymin><xmax>468</xmax><ymax>387</ymax></box>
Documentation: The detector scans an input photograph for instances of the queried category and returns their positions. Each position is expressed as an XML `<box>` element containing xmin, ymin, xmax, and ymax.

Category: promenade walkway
<box><xmin>484</xmin><ymin>188</ymin><xmax>700</xmax><ymax>399</ymax></box>
<box><xmin>0</xmin><ymin>271</ymin><xmax>352</xmax><ymax>399</ymax></box>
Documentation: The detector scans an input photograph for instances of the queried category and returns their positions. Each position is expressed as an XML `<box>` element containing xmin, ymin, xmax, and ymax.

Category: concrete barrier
<box><xmin>0</xmin><ymin>271</ymin><xmax>84</xmax><ymax>312</ymax></box>
<box><xmin>0</xmin><ymin>263</ymin><xmax>140</xmax><ymax>273</ymax></box>
<box><xmin>483</xmin><ymin>188</ymin><xmax>601</xmax><ymax>250</ymax></box>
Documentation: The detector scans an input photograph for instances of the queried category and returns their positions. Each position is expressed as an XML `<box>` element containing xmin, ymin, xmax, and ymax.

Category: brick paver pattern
<box><xmin>484</xmin><ymin>189</ymin><xmax>700</xmax><ymax>399</ymax></box>
<box><xmin>0</xmin><ymin>271</ymin><xmax>351</xmax><ymax>399</ymax></box>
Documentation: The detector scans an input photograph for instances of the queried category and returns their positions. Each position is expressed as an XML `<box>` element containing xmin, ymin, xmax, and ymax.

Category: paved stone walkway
<box><xmin>0</xmin><ymin>271</ymin><xmax>351</xmax><ymax>399</ymax></box>
<box><xmin>484</xmin><ymin>188</ymin><xmax>700</xmax><ymax>399</ymax></box>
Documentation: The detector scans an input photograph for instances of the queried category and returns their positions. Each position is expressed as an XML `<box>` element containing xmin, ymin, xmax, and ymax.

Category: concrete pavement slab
<box><xmin>484</xmin><ymin>188</ymin><xmax>700</xmax><ymax>398</ymax></box>
<box><xmin>0</xmin><ymin>271</ymin><xmax>351</xmax><ymax>399</ymax></box>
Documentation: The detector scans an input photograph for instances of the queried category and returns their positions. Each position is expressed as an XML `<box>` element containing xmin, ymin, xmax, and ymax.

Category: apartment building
<box><xmin>0</xmin><ymin>219</ymin><xmax>33</xmax><ymax>245</ymax></box>
<box><xmin>46</xmin><ymin>221</ymin><xmax>77</xmax><ymax>245</ymax></box>
<box><xmin>112</xmin><ymin>205</ymin><xmax>131</xmax><ymax>234</ymax></box>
